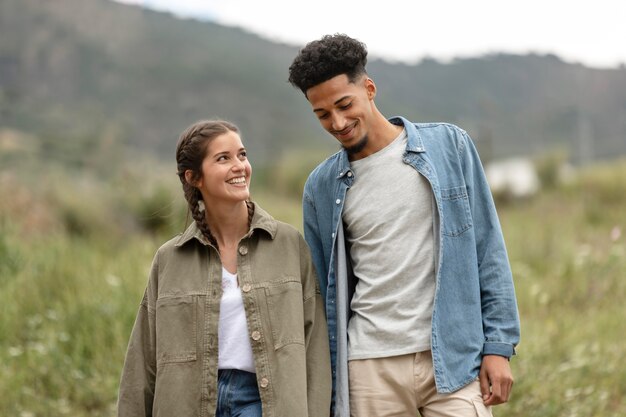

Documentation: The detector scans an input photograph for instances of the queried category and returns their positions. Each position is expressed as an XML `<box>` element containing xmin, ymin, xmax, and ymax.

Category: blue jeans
<box><xmin>216</xmin><ymin>369</ymin><xmax>262</xmax><ymax>417</ymax></box>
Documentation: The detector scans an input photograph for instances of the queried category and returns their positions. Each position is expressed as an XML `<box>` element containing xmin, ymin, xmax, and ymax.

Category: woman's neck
<box><xmin>204</xmin><ymin>201</ymin><xmax>250</xmax><ymax>249</ymax></box>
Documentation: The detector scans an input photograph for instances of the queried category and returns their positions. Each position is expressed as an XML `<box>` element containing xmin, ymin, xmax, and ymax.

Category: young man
<box><xmin>288</xmin><ymin>34</ymin><xmax>520</xmax><ymax>417</ymax></box>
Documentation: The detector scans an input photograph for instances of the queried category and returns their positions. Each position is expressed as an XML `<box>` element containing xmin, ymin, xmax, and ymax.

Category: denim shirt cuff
<box><xmin>483</xmin><ymin>342</ymin><xmax>516</xmax><ymax>358</ymax></box>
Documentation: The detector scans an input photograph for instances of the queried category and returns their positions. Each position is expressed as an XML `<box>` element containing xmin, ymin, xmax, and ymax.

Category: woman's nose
<box><xmin>232</xmin><ymin>159</ymin><xmax>245</xmax><ymax>171</ymax></box>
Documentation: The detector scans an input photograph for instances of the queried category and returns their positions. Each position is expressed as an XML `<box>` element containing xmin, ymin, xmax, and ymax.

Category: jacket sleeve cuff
<box><xmin>483</xmin><ymin>342</ymin><xmax>516</xmax><ymax>358</ymax></box>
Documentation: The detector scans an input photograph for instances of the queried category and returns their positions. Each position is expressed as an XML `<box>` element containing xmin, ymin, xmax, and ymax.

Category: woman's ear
<box><xmin>184</xmin><ymin>170</ymin><xmax>199</xmax><ymax>187</ymax></box>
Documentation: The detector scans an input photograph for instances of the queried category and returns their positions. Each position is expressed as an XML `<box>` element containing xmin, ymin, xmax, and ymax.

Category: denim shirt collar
<box><xmin>335</xmin><ymin>150</ymin><xmax>352</xmax><ymax>180</ymax></box>
<box><xmin>335</xmin><ymin>116</ymin><xmax>426</xmax><ymax>180</ymax></box>
<box><xmin>389</xmin><ymin>116</ymin><xmax>426</xmax><ymax>153</ymax></box>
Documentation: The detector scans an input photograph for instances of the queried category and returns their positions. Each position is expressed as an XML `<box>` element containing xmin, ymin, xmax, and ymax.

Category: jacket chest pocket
<box><xmin>264</xmin><ymin>279</ymin><xmax>305</xmax><ymax>350</ymax></box>
<box><xmin>440</xmin><ymin>186</ymin><xmax>473</xmax><ymax>237</ymax></box>
<box><xmin>155</xmin><ymin>295</ymin><xmax>198</xmax><ymax>364</ymax></box>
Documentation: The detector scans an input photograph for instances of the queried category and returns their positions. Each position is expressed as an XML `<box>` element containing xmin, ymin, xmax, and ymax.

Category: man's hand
<box><xmin>479</xmin><ymin>355</ymin><xmax>514</xmax><ymax>406</ymax></box>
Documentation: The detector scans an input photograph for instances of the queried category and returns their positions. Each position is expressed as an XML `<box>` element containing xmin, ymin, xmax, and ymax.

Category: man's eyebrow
<box><xmin>313</xmin><ymin>95</ymin><xmax>352</xmax><ymax>113</ymax></box>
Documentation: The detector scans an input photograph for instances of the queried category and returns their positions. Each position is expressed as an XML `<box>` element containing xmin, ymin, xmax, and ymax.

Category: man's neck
<box><xmin>349</xmin><ymin>114</ymin><xmax>403</xmax><ymax>161</ymax></box>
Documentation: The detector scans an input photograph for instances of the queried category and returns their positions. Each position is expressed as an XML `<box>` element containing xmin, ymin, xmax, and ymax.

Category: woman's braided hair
<box><xmin>175</xmin><ymin>120</ymin><xmax>240</xmax><ymax>244</ymax></box>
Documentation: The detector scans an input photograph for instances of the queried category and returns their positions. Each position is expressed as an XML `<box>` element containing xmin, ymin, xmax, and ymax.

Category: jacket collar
<box><xmin>389</xmin><ymin>116</ymin><xmax>425</xmax><ymax>153</ymax></box>
<box><xmin>334</xmin><ymin>115</ymin><xmax>425</xmax><ymax>179</ymax></box>
<box><xmin>174</xmin><ymin>201</ymin><xmax>277</xmax><ymax>247</ymax></box>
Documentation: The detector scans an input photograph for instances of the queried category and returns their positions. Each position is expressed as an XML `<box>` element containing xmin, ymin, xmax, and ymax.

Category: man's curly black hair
<box><xmin>288</xmin><ymin>34</ymin><xmax>368</xmax><ymax>95</ymax></box>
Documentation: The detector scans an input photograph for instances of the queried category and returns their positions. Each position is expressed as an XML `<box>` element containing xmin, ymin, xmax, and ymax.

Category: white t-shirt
<box><xmin>217</xmin><ymin>267</ymin><xmax>256</xmax><ymax>373</ymax></box>
<box><xmin>343</xmin><ymin>129</ymin><xmax>436</xmax><ymax>360</ymax></box>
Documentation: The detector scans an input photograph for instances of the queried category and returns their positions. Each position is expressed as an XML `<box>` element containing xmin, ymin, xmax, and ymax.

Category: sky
<box><xmin>114</xmin><ymin>0</ymin><xmax>626</xmax><ymax>69</ymax></box>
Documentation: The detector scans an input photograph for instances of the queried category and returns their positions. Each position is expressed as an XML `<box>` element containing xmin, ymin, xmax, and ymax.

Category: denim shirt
<box><xmin>302</xmin><ymin>116</ymin><xmax>520</xmax><ymax>416</ymax></box>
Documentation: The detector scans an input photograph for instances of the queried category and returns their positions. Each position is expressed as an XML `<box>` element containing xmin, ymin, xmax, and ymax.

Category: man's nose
<box><xmin>331</xmin><ymin>112</ymin><xmax>346</xmax><ymax>131</ymax></box>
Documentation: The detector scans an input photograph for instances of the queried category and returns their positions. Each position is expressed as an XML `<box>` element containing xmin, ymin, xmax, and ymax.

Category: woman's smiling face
<box><xmin>195</xmin><ymin>130</ymin><xmax>251</xmax><ymax>205</ymax></box>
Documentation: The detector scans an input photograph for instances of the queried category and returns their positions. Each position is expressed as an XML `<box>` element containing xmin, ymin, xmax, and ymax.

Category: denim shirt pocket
<box><xmin>155</xmin><ymin>295</ymin><xmax>198</xmax><ymax>364</ymax></box>
<box><xmin>440</xmin><ymin>186</ymin><xmax>473</xmax><ymax>237</ymax></box>
<box><xmin>263</xmin><ymin>278</ymin><xmax>306</xmax><ymax>350</ymax></box>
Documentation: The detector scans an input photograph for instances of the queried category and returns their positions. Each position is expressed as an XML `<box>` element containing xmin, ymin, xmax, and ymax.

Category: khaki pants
<box><xmin>348</xmin><ymin>351</ymin><xmax>492</xmax><ymax>417</ymax></box>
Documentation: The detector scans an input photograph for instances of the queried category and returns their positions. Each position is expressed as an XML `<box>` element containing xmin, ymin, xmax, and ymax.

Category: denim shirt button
<box><xmin>331</xmin><ymin>232</ymin><xmax>335</xmax><ymax>238</ymax></box>
<box><xmin>259</xmin><ymin>377</ymin><xmax>269</xmax><ymax>388</ymax></box>
<box><xmin>335</xmin><ymin>199</ymin><xmax>341</xmax><ymax>204</ymax></box>
<box><xmin>347</xmin><ymin>171</ymin><xmax>353</xmax><ymax>177</ymax></box>
<box><xmin>238</xmin><ymin>246</ymin><xmax>248</xmax><ymax>255</ymax></box>
<box><xmin>251</xmin><ymin>331</ymin><xmax>261</xmax><ymax>341</ymax></box>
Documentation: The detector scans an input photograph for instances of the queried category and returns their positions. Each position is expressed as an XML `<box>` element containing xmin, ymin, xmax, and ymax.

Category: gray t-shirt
<box><xmin>343</xmin><ymin>129</ymin><xmax>436</xmax><ymax>360</ymax></box>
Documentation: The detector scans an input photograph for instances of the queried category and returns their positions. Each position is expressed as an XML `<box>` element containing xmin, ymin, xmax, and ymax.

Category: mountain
<box><xmin>1</xmin><ymin>0</ymin><xmax>625</xmax><ymax>167</ymax></box>
<box><xmin>369</xmin><ymin>55</ymin><xmax>626</xmax><ymax>163</ymax></box>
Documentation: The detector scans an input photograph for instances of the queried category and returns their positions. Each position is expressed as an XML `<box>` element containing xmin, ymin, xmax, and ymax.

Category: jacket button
<box><xmin>251</xmin><ymin>331</ymin><xmax>261</xmax><ymax>341</ymax></box>
<box><xmin>259</xmin><ymin>377</ymin><xmax>269</xmax><ymax>388</ymax></box>
<box><xmin>242</xmin><ymin>283</ymin><xmax>252</xmax><ymax>292</ymax></box>
<box><xmin>238</xmin><ymin>246</ymin><xmax>248</xmax><ymax>255</ymax></box>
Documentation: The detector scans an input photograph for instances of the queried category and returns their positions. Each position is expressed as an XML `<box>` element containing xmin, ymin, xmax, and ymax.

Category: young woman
<box><xmin>117</xmin><ymin>120</ymin><xmax>331</xmax><ymax>417</ymax></box>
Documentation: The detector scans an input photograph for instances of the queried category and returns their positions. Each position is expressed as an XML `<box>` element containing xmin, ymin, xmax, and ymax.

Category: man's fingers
<box><xmin>480</xmin><ymin>355</ymin><xmax>514</xmax><ymax>405</ymax></box>
<box><xmin>479</xmin><ymin>369</ymin><xmax>490</xmax><ymax>401</ymax></box>
<box><xmin>484</xmin><ymin>376</ymin><xmax>514</xmax><ymax>405</ymax></box>
<box><xmin>485</xmin><ymin>377</ymin><xmax>502</xmax><ymax>405</ymax></box>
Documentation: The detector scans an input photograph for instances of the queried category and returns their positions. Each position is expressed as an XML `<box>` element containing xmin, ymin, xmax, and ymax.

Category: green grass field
<box><xmin>1</xmin><ymin>158</ymin><xmax>625</xmax><ymax>416</ymax></box>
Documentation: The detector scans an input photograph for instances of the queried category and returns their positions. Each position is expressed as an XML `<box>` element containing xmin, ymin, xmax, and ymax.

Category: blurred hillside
<box><xmin>1</xmin><ymin>0</ymin><xmax>626</xmax><ymax>167</ymax></box>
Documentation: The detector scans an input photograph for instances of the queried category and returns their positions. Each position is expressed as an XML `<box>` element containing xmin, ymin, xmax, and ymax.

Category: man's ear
<box><xmin>364</xmin><ymin>77</ymin><xmax>376</xmax><ymax>100</ymax></box>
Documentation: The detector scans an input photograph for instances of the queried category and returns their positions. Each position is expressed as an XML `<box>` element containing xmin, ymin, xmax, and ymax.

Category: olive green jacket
<box><xmin>117</xmin><ymin>203</ymin><xmax>332</xmax><ymax>417</ymax></box>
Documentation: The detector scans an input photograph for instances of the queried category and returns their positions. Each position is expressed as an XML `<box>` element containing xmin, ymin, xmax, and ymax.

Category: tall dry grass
<box><xmin>1</xmin><ymin>157</ymin><xmax>625</xmax><ymax>416</ymax></box>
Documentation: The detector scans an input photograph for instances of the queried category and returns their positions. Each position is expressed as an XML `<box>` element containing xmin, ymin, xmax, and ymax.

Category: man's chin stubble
<box><xmin>343</xmin><ymin>136</ymin><xmax>368</xmax><ymax>155</ymax></box>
